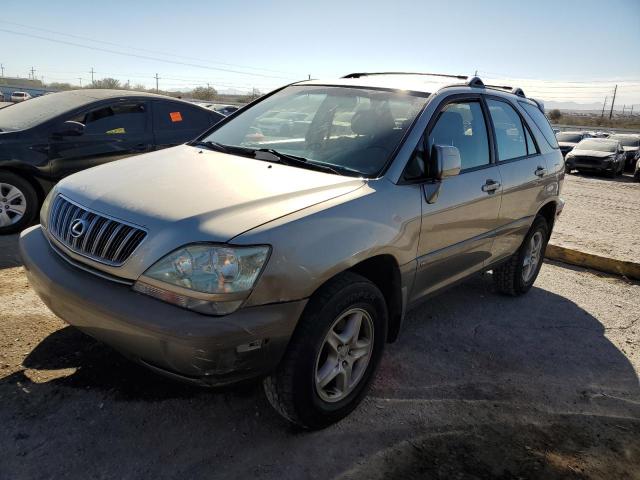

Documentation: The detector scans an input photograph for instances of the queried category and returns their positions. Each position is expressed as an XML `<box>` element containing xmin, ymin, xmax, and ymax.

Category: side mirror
<box><xmin>432</xmin><ymin>144</ymin><xmax>462</xmax><ymax>180</ymax></box>
<box><xmin>53</xmin><ymin>121</ymin><xmax>85</xmax><ymax>138</ymax></box>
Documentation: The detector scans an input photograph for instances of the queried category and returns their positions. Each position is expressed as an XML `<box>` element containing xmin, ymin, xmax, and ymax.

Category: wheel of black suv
<box><xmin>493</xmin><ymin>215</ymin><xmax>549</xmax><ymax>296</ymax></box>
<box><xmin>0</xmin><ymin>172</ymin><xmax>38</xmax><ymax>235</ymax></box>
<box><xmin>263</xmin><ymin>272</ymin><xmax>388</xmax><ymax>429</ymax></box>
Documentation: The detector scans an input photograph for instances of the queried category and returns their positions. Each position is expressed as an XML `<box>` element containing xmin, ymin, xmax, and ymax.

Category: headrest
<box><xmin>350</xmin><ymin>108</ymin><xmax>395</xmax><ymax>136</ymax></box>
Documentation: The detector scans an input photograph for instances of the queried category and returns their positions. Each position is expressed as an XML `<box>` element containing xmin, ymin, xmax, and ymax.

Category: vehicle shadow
<box><xmin>0</xmin><ymin>233</ymin><xmax>21</xmax><ymax>269</ymax></box>
<box><xmin>1</xmin><ymin>271</ymin><xmax>638</xmax><ymax>478</ymax></box>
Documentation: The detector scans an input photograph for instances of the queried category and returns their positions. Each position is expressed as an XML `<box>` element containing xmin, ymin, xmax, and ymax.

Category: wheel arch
<box><xmin>537</xmin><ymin>200</ymin><xmax>558</xmax><ymax>237</ymax></box>
<box><xmin>0</xmin><ymin>166</ymin><xmax>47</xmax><ymax>204</ymax></box>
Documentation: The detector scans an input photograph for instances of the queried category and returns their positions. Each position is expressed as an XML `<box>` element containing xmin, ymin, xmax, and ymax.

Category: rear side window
<box><xmin>153</xmin><ymin>101</ymin><xmax>217</xmax><ymax>133</ymax></box>
<box><xmin>486</xmin><ymin>99</ymin><xmax>527</xmax><ymax>161</ymax></box>
<box><xmin>71</xmin><ymin>102</ymin><xmax>147</xmax><ymax>136</ymax></box>
<box><xmin>428</xmin><ymin>101</ymin><xmax>490</xmax><ymax>170</ymax></box>
<box><xmin>519</xmin><ymin>101</ymin><xmax>559</xmax><ymax>149</ymax></box>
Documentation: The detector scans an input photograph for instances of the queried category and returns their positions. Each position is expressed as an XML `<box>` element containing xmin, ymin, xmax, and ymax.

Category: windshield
<box><xmin>0</xmin><ymin>91</ymin><xmax>91</xmax><ymax>131</ymax></box>
<box><xmin>610</xmin><ymin>136</ymin><xmax>639</xmax><ymax>147</ymax></box>
<box><xmin>556</xmin><ymin>133</ymin><xmax>583</xmax><ymax>143</ymax></box>
<box><xmin>575</xmin><ymin>139</ymin><xmax>617</xmax><ymax>152</ymax></box>
<box><xmin>199</xmin><ymin>85</ymin><xmax>428</xmax><ymax>177</ymax></box>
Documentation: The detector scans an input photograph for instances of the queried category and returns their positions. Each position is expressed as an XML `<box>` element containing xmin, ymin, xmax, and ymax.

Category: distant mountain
<box><xmin>542</xmin><ymin>100</ymin><xmax>604</xmax><ymax>112</ymax></box>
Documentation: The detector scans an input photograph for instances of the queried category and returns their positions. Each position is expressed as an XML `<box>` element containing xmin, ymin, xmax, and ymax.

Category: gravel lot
<box><xmin>551</xmin><ymin>173</ymin><xmax>640</xmax><ymax>264</ymax></box>
<box><xmin>0</xmin><ymin>230</ymin><xmax>638</xmax><ymax>479</ymax></box>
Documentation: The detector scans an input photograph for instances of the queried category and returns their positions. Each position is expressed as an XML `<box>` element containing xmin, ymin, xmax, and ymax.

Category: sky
<box><xmin>1</xmin><ymin>0</ymin><xmax>639</xmax><ymax>108</ymax></box>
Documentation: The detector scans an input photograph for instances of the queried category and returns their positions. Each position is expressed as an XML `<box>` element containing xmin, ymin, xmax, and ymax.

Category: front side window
<box><xmin>70</xmin><ymin>102</ymin><xmax>147</xmax><ymax>136</ymax></box>
<box><xmin>200</xmin><ymin>85</ymin><xmax>428</xmax><ymax>177</ymax></box>
<box><xmin>487</xmin><ymin>99</ymin><xmax>528</xmax><ymax>161</ymax></box>
<box><xmin>427</xmin><ymin>101</ymin><xmax>490</xmax><ymax>170</ymax></box>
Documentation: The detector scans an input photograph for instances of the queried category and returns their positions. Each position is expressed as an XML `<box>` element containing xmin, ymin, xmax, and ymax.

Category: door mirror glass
<box><xmin>432</xmin><ymin>144</ymin><xmax>461</xmax><ymax>179</ymax></box>
<box><xmin>54</xmin><ymin>120</ymin><xmax>85</xmax><ymax>137</ymax></box>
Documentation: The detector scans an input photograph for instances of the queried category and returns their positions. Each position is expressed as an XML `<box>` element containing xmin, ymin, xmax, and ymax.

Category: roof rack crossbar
<box><xmin>342</xmin><ymin>71</ymin><xmax>468</xmax><ymax>80</ymax></box>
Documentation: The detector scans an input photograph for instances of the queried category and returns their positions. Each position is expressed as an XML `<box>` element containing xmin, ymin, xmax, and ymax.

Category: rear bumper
<box><xmin>19</xmin><ymin>225</ymin><xmax>307</xmax><ymax>386</ymax></box>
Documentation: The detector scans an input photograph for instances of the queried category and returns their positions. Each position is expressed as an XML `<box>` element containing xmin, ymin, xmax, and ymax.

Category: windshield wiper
<box><xmin>252</xmin><ymin>148</ymin><xmax>345</xmax><ymax>176</ymax></box>
<box><xmin>192</xmin><ymin>140</ymin><xmax>230</xmax><ymax>153</ymax></box>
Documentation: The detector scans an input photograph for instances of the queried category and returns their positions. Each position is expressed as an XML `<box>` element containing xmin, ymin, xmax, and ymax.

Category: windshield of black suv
<box><xmin>575</xmin><ymin>139</ymin><xmax>617</xmax><ymax>152</ymax></box>
<box><xmin>198</xmin><ymin>85</ymin><xmax>428</xmax><ymax>177</ymax></box>
<box><xmin>556</xmin><ymin>132</ymin><xmax>583</xmax><ymax>143</ymax></box>
<box><xmin>610</xmin><ymin>135</ymin><xmax>640</xmax><ymax>147</ymax></box>
<box><xmin>0</xmin><ymin>91</ymin><xmax>91</xmax><ymax>131</ymax></box>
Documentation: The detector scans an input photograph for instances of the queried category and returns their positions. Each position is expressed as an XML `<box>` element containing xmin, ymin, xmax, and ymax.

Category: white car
<box><xmin>11</xmin><ymin>91</ymin><xmax>31</xmax><ymax>103</ymax></box>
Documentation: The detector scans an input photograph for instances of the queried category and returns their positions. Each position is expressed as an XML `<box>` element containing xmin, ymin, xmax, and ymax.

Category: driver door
<box><xmin>48</xmin><ymin>100</ymin><xmax>153</xmax><ymax>180</ymax></box>
<box><xmin>410</xmin><ymin>97</ymin><xmax>503</xmax><ymax>301</ymax></box>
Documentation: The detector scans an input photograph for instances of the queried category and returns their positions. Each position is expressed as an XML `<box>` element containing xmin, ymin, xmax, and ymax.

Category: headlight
<box><xmin>133</xmin><ymin>244</ymin><xmax>270</xmax><ymax>315</ymax></box>
<box><xmin>39</xmin><ymin>187</ymin><xmax>56</xmax><ymax>229</ymax></box>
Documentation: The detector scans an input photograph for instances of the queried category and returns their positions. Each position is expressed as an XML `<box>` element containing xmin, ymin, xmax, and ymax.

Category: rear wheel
<box><xmin>493</xmin><ymin>215</ymin><xmax>549</xmax><ymax>296</ymax></box>
<box><xmin>263</xmin><ymin>272</ymin><xmax>387</xmax><ymax>429</ymax></box>
<box><xmin>0</xmin><ymin>172</ymin><xmax>38</xmax><ymax>235</ymax></box>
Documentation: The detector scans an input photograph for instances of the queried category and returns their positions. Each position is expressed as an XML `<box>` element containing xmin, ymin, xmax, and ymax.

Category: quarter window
<box><xmin>525</xmin><ymin>127</ymin><xmax>537</xmax><ymax>155</ymax></box>
<box><xmin>428</xmin><ymin>101</ymin><xmax>490</xmax><ymax>170</ymax></box>
<box><xmin>519</xmin><ymin>101</ymin><xmax>559</xmax><ymax>149</ymax></box>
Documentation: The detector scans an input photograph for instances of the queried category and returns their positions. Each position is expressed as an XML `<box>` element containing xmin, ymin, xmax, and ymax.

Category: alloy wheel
<box><xmin>0</xmin><ymin>183</ymin><xmax>27</xmax><ymax>227</ymax></box>
<box><xmin>522</xmin><ymin>231</ymin><xmax>543</xmax><ymax>283</ymax></box>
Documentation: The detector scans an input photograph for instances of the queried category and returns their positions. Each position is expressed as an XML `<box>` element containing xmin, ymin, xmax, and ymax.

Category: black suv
<box><xmin>0</xmin><ymin>89</ymin><xmax>223</xmax><ymax>234</ymax></box>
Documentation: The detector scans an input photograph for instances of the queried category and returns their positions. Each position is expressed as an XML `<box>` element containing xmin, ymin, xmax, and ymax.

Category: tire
<box><xmin>564</xmin><ymin>164</ymin><xmax>572</xmax><ymax>174</ymax></box>
<box><xmin>493</xmin><ymin>215</ymin><xmax>549</xmax><ymax>296</ymax></box>
<box><xmin>263</xmin><ymin>272</ymin><xmax>388</xmax><ymax>429</ymax></box>
<box><xmin>0</xmin><ymin>172</ymin><xmax>39</xmax><ymax>235</ymax></box>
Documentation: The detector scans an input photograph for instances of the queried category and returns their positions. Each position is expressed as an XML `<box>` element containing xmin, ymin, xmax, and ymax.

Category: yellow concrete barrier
<box><xmin>546</xmin><ymin>243</ymin><xmax>640</xmax><ymax>280</ymax></box>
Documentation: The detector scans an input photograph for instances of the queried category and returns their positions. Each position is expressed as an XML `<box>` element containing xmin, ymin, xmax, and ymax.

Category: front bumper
<box><xmin>565</xmin><ymin>158</ymin><xmax>613</xmax><ymax>171</ymax></box>
<box><xmin>19</xmin><ymin>225</ymin><xmax>307</xmax><ymax>386</ymax></box>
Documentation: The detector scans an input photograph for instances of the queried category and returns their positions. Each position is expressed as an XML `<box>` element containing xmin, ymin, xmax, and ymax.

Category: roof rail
<box><xmin>342</xmin><ymin>71</ymin><xmax>468</xmax><ymax>80</ymax></box>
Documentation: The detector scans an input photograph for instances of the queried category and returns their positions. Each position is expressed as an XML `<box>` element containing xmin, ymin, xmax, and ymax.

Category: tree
<box><xmin>48</xmin><ymin>82</ymin><xmax>77</xmax><ymax>91</ymax></box>
<box><xmin>548</xmin><ymin>109</ymin><xmax>562</xmax><ymax>122</ymax></box>
<box><xmin>91</xmin><ymin>78</ymin><xmax>121</xmax><ymax>89</ymax></box>
<box><xmin>191</xmin><ymin>86</ymin><xmax>217</xmax><ymax>101</ymax></box>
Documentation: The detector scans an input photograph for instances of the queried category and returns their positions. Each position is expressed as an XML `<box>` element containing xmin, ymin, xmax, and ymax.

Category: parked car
<box><xmin>215</xmin><ymin>105</ymin><xmax>240</xmax><ymax>116</ymax></box>
<box><xmin>607</xmin><ymin>134</ymin><xmax>640</xmax><ymax>171</ymax></box>
<box><xmin>556</xmin><ymin>131</ymin><xmax>590</xmax><ymax>157</ymax></box>
<box><xmin>20</xmin><ymin>73</ymin><xmax>564</xmax><ymax>428</ymax></box>
<box><xmin>11</xmin><ymin>91</ymin><xmax>32</xmax><ymax>102</ymax></box>
<box><xmin>564</xmin><ymin>138</ymin><xmax>626</xmax><ymax>177</ymax></box>
<box><xmin>0</xmin><ymin>92</ymin><xmax>4</xmax><ymax>102</ymax></box>
<box><xmin>635</xmin><ymin>157</ymin><xmax>640</xmax><ymax>182</ymax></box>
<box><xmin>0</xmin><ymin>89</ymin><xmax>224</xmax><ymax>234</ymax></box>
<box><xmin>593</xmin><ymin>131</ymin><xmax>610</xmax><ymax>138</ymax></box>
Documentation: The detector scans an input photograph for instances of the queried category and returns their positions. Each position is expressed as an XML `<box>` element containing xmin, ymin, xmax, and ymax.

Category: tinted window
<box><xmin>610</xmin><ymin>135</ymin><xmax>640</xmax><ymax>147</ymax></box>
<box><xmin>154</xmin><ymin>101</ymin><xmax>216</xmax><ymax>132</ymax></box>
<box><xmin>428</xmin><ymin>101</ymin><xmax>490</xmax><ymax>170</ymax></box>
<box><xmin>519</xmin><ymin>101</ymin><xmax>559</xmax><ymax>148</ymax></box>
<box><xmin>556</xmin><ymin>133</ymin><xmax>583</xmax><ymax>143</ymax></box>
<box><xmin>71</xmin><ymin>102</ymin><xmax>147</xmax><ymax>136</ymax></box>
<box><xmin>487</xmin><ymin>99</ymin><xmax>527</xmax><ymax>161</ymax></box>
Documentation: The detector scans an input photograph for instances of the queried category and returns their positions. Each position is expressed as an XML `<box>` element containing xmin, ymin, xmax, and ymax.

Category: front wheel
<box><xmin>263</xmin><ymin>272</ymin><xmax>387</xmax><ymax>429</ymax></box>
<box><xmin>0</xmin><ymin>172</ymin><xmax>39</xmax><ymax>235</ymax></box>
<box><xmin>493</xmin><ymin>215</ymin><xmax>549</xmax><ymax>296</ymax></box>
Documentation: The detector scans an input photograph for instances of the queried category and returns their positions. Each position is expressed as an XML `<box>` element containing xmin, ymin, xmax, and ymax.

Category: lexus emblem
<box><xmin>70</xmin><ymin>219</ymin><xmax>88</xmax><ymax>238</ymax></box>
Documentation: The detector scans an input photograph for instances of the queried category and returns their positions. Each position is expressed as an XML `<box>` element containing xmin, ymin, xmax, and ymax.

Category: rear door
<box><xmin>151</xmin><ymin>100</ymin><xmax>223</xmax><ymax>149</ymax></box>
<box><xmin>48</xmin><ymin>100</ymin><xmax>153</xmax><ymax>180</ymax></box>
<box><xmin>410</xmin><ymin>96</ymin><xmax>503</xmax><ymax>301</ymax></box>
<box><xmin>485</xmin><ymin>96</ymin><xmax>550</xmax><ymax>263</ymax></box>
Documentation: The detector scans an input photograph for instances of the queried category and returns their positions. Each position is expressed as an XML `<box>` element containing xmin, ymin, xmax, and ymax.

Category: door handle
<box><xmin>481</xmin><ymin>179</ymin><xmax>500</xmax><ymax>193</ymax></box>
<box><xmin>534</xmin><ymin>166</ymin><xmax>547</xmax><ymax>177</ymax></box>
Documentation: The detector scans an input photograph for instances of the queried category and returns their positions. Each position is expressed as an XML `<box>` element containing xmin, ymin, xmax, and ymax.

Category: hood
<box><xmin>622</xmin><ymin>146</ymin><xmax>639</xmax><ymax>152</ymax></box>
<box><xmin>57</xmin><ymin>145</ymin><xmax>365</xmax><ymax>244</ymax></box>
<box><xmin>568</xmin><ymin>149</ymin><xmax>615</xmax><ymax>158</ymax></box>
<box><xmin>558</xmin><ymin>142</ymin><xmax>578</xmax><ymax>148</ymax></box>
<box><xmin>54</xmin><ymin>145</ymin><xmax>366</xmax><ymax>279</ymax></box>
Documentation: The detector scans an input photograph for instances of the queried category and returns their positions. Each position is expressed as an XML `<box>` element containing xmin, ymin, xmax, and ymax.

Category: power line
<box><xmin>0</xmin><ymin>20</ymin><xmax>296</xmax><ymax>76</ymax></box>
<box><xmin>0</xmin><ymin>27</ymin><xmax>299</xmax><ymax>80</ymax></box>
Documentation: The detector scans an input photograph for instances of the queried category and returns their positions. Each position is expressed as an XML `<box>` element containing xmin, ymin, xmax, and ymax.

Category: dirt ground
<box><xmin>1</xmin><ymin>232</ymin><xmax>638</xmax><ymax>479</ymax></box>
<box><xmin>551</xmin><ymin>173</ymin><xmax>640</xmax><ymax>264</ymax></box>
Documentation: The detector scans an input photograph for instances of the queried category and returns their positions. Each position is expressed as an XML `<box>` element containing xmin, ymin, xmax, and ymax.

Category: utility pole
<box><xmin>155</xmin><ymin>73</ymin><xmax>159</xmax><ymax>92</ymax></box>
<box><xmin>78</xmin><ymin>77</ymin><xmax>82</xmax><ymax>87</ymax></box>
<box><xmin>631</xmin><ymin>105</ymin><xmax>634</xmax><ymax>116</ymax></box>
<box><xmin>0</xmin><ymin>63</ymin><xmax>4</xmax><ymax>77</ymax></box>
<box><xmin>89</xmin><ymin>67</ymin><xmax>95</xmax><ymax>84</ymax></box>
<box><xmin>622</xmin><ymin>105</ymin><xmax>626</xmax><ymax>115</ymax></box>
<box><xmin>609</xmin><ymin>84</ymin><xmax>617</xmax><ymax>120</ymax></box>
<box><xmin>601</xmin><ymin>97</ymin><xmax>607</xmax><ymax>118</ymax></box>
<box><xmin>29</xmin><ymin>66</ymin><xmax>35</xmax><ymax>80</ymax></box>
<box><xmin>308</xmin><ymin>74</ymin><xmax>311</xmax><ymax>80</ymax></box>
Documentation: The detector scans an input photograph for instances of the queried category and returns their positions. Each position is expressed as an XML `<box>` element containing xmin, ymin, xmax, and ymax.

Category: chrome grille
<box><xmin>48</xmin><ymin>195</ymin><xmax>147</xmax><ymax>266</ymax></box>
